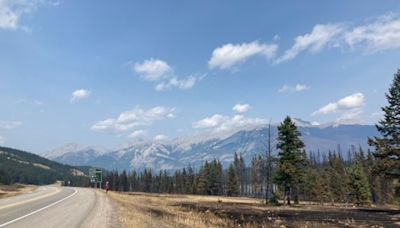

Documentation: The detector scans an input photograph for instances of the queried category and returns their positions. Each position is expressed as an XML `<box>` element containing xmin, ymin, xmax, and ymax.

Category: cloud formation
<box><xmin>70</xmin><ymin>89</ymin><xmax>90</xmax><ymax>103</ymax></box>
<box><xmin>344</xmin><ymin>14</ymin><xmax>400</xmax><ymax>53</ymax></box>
<box><xmin>193</xmin><ymin>104</ymin><xmax>266</xmax><ymax>133</ymax></box>
<box><xmin>132</xmin><ymin>58</ymin><xmax>201</xmax><ymax>91</ymax></box>
<box><xmin>0</xmin><ymin>136</ymin><xmax>5</xmax><ymax>145</ymax></box>
<box><xmin>232</xmin><ymin>103</ymin><xmax>251</xmax><ymax>114</ymax></box>
<box><xmin>312</xmin><ymin>93</ymin><xmax>365</xmax><ymax>123</ymax></box>
<box><xmin>155</xmin><ymin>75</ymin><xmax>201</xmax><ymax>91</ymax></box>
<box><xmin>0</xmin><ymin>0</ymin><xmax>58</xmax><ymax>31</ymax></box>
<box><xmin>208</xmin><ymin>41</ymin><xmax>278</xmax><ymax>70</ymax></box>
<box><xmin>0</xmin><ymin>120</ymin><xmax>22</xmax><ymax>129</ymax></box>
<box><xmin>279</xmin><ymin>84</ymin><xmax>310</xmax><ymax>93</ymax></box>
<box><xmin>133</xmin><ymin>59</ymin><xmax>172</xmax><ymax>81</ymax></box>
<box><xmin>275</xmin><ymin>14</ymin><xmax>400</xmax><ymax>63</ymax></box>
<box><xmin>92</xmin><ymin>106</ymin><xmax>176</xmax><ymax>134</ymax></box>
<box><xmin>275</xmin><ymin>24</ymin><xmax>345</xmax><ymax>64</ymax></box>
<box><xmin>128</xmin><ymin>129</ymin><xmax>146</xmax><ymax>138</ymax></box>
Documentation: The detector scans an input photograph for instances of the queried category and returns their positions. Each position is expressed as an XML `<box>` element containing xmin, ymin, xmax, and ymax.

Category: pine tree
<box><xmin>303</xmin><ymin>167</ymin><xmax>331</xmax><ymax>204</ymax></box>
<box><xmin>369</xmin><ymin>69</ymin><xmax>400</xmax><ymax>179</ymax></box>
<box><xmin>120</xmin><ymin>170</ymin><xmax>129</xmax><ymax>192</ymax></box>
<box><xmin>226</xmin><ymin>164</ymin><xmax>239</xmax><ymax>196</ymax></box>
<box><xmin>196</xmin><ymin>161</ymin><xmax>210</xmax><ymax>195</ymax></box>
<box><xmin>274</xmin><ymin>116</ymin><xmax>307</xmax><ymax>205</ymax></box>
<box><xmin>327</xmin><ymin>152</ymin><xmax>349</xmax><ymax>203</ymax></box>
<box><xmin>186</xmin><ymin>165</ymin><xmax>195</xmax><ymax>194</ymax></box>
<box><xmin>349</xmin><ymin>162</ymin><xmax>372</xmax><ymax>206</ymax></box>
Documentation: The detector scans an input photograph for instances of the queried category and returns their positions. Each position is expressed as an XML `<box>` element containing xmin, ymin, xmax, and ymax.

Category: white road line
<box><xmin>0</xmin><ymin>189</ymin><xmax>78</xmax><ymax>227</ymax></box>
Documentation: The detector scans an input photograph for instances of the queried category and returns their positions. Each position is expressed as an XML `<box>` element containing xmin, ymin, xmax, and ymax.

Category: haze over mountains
<box><xmin>42</xmin><ymin>119</ymin><xmax>378</xmax><ymax>171</ymax></box>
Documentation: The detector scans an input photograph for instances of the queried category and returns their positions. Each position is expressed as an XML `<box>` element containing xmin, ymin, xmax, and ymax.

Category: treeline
<box><xmin>103</xmin><ymin>147</ymin><xmax>395</xmax><ymax>205</ymax></box>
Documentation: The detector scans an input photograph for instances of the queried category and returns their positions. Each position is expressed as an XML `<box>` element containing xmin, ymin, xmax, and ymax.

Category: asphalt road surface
<box><xmin>0</xmin><ymin>186</ymin><xmax>117</xmax><ymax>228</ymax></box>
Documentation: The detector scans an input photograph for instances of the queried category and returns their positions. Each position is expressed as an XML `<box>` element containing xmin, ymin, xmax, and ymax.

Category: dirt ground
<box><xmin>109</xmin><ymin>192</ymin><xmax>400</xmax><ymax>228</ymax></box>
<box><xmin>0</xmin><ymin>184</ymin><xmax>37</xmax><ymax>198</ymax></box>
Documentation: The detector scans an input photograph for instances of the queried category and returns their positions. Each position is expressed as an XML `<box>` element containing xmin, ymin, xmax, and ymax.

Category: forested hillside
<box><xmin>0</xmin><ymin>146</ymin><xmax>89</xmax><ymax>186</ymax></box>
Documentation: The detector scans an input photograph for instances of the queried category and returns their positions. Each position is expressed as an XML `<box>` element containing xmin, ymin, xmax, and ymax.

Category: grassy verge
<box><xmin>0</xmin><ymin>184</ymin><xmax>37</xmax><ymax>199</ymax></box>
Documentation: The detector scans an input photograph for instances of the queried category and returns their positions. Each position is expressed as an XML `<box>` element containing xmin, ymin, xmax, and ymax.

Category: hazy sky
<box><xmin>1</xmin><ymin>0</ymin><xmax>400</xmax><ymax>153</ymax></box>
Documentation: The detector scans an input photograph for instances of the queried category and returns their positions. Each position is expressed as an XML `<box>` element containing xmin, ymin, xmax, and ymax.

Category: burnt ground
<box><xmin>175</xmin><ymin>201</ymin><xmax>400</xmax><ymax>227</ymax></box>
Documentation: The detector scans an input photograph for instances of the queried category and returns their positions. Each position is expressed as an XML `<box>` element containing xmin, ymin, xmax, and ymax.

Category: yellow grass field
<box><xmin>0</xmin><ymin>184</ymin><xmax>37</xmax><ymax>199</ymax></box>
<box><xmin>109</xmin><ymin>191</ymin><xmax>400</xmax><ymax>228</ymax></box>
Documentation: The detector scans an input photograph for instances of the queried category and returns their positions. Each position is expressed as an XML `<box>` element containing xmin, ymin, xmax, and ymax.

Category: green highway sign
<box><xmin>89</xmin><ymin>168</ymin><xmax>103</xmax><ymax>187</ymax></box>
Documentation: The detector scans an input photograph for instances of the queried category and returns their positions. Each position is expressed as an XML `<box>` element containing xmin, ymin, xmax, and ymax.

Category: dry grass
<box><xmin>0</xmin><ymin>184</ymin><xmax>37</xmax><ymax>198</ymax></box>
<box><xmin>109</xmin><ymin>192</ymin><xmax>237</xmax><ymax>228</ymax></box>
<box><xmin>109</xmin><ymin>192</ymin><xmax>400</xmax><ymax>228</ymax></box>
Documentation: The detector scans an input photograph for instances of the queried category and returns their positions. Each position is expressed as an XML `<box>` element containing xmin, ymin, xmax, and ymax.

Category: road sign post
<box><xmin>89</xmin><ymin>168</ymin><xmax>103</xmax><ymax>189</ymax></box>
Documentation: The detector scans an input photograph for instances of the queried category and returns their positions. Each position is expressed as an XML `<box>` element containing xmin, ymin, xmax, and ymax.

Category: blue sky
<box><xmin>1</xmin><ymin>0</ymin><xmax>400</xmax><ymax>153</ymax></box>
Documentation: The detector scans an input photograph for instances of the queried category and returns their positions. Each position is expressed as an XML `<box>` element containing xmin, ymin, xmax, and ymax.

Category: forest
<box><xmin>103</xmin><ymin>145</ymin><xmax>395</xmax><ymax>206</ymax></box>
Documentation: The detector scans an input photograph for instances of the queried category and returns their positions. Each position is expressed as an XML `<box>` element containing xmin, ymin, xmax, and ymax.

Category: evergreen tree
<box><xmin>234</xmin><ymin>152</ymin><xmax>246</xmax><ymax>195</ymax></box>
<box><xmin>196</xmin><ymin>161</ymin><xmax>210</xmax><ymax>194</ymax></box>
<box><xmin>185</xmin><ymin>165</ymin><xmax>196</xmax><ymax>194</ymax></box>
<box><xmin>349</xmin><ymin>162</ymin><xmax>372</xmax><ymax>206</ymax></box>
<box><xmin>327</xmin><ymin>152</ymin><xmax>349</xmax><ymax>203</ymax></box>
<box><xmin>274</xmin><ymin>116</ymin><xmax>307</xmax><ymax>205</ymax></box>
<box><xmin>226</xmin><ymin>164</ymin><xmax>239</xmax><ymax>196</ymax></box>
<box><xmin>369</xmin><ymin>69</ymin><xmax>400</xmax><ymax>179</ymax></box>
<box><xmin>302</xmin><ymin>167</ymin><xmax>331</xmax><ymax>204</ymax></box>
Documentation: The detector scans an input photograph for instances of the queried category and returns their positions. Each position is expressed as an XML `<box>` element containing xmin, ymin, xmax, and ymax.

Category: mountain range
<box><xmin>42</xmin><ymin>119</ymin><xmax>379</xmax><ymax>171</ymax></box>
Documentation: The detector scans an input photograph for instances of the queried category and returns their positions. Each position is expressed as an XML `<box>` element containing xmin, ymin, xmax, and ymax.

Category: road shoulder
<box><xmin>80</xmin><ymin>189</ymin><xmax>120</xmax><ymax>228</ymax></box>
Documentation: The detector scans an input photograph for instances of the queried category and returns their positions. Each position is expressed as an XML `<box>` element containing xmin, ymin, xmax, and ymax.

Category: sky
<box><xmin>1</xmin><ymin>0</ymin><xmax>400</xmax><ymax>153</ymax></box>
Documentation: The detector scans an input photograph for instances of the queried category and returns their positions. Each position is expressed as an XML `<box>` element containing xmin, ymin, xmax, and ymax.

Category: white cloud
<box><xmin>133</xmin><ymin>59</ymin><xmax>172</xmax><ymax>81</ymax></box>
<box><xmin>193</xmin><ymin>114</ymin><xmax>228</xmax><ymax>129</ymax></box>
<box><xmin>336</xmin><ymin>93</ymin><xmax>364</xmax><ymax>109</ymax></box>
<box><xmin>279</xmin><ymin>84</ymin><xmax>310</xmax><ymax>93</ymax></box>
<box><xmin>155</xmin><ymin>75</ymin><xmax>200</xmax><ymax>91</ymax></box>
<box><xmin>275</xmin><ymin>14</ymin><xmax>400</xmax><ymax>63</ymax></box>
<box><xmin>0</xmin><ymin>120</ymin><xmax>22</xmax><ymax>129</ymax></box>
<box><xmin>216</xmin><ymin>115</ymin><xmax>267</xmax><ymax>132</ymax></box>
<box><xmin>70</xmin><ymin>89</ymin><xmax>90</xmax><ymax>103</ymax></box>
<box><xmin>132</xmin><ymin>58</ymin><xmax>202</xmax><ymax>91</ymax></box>
<box><xmin>275</xmin><ymin>24</ymin><xmax>345</xmax><ymax>64</ymax></box>
<box><xmin>193</xmin><ymin>114</ymin><xmax>267</xmax><ymax>133</ymax></box>
<box><xmin>232</xmin><ymin>103</ymin><xmax>251</xmax><ymax>114</ymax></box>
<box><xmin>312</xmin><ymin>93</ymin><xmax>365</xmax><ymax>116</ymax></box>
<box><xmin>0</xmin><ymin>0</ymin><xmax>58</xmax><ymax>31</ymax></box>
<box><xmin>194</xmin><ymin>103</ymin><xmax>265</xmax><ymax>132</ymax></box>
<box><xmin>128</xmin><ymin>130</ymin><xmax>146</xmax><ymax>138</ymax></box>
<box><xmin>0</xmin><ymin>136</ymin><xmax>5</xmax><ymax>145</ymax></box>
<box><xmin>344</xmin><ymin>14</ymin><xmax>400</xmax><ymax>53</ymax></box>
<box><xmin>154</xmin><ymin>134</ymin><xmax>169</xmax><ymax>141</ymax></box>
<box><xmin>91</xmin><ymin>106</ymin><xmax>176</xmax><ymax>134</ymax></box>
<box><xmin>208</xmin><ymin>41</ymin><xmax>278</xmax><ymax>70</ymax></box>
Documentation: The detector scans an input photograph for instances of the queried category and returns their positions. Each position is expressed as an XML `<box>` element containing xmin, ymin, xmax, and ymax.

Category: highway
<box><xmin>0</xmin><ymin>186</ymin><xmax>117</xmax><ymax>228</ymax></box>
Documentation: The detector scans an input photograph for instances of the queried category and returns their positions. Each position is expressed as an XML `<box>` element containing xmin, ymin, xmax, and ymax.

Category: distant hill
<box><xmin>0</xmin><ymin>146</ymin><xmax>90</xmax><ymax>186</ymax></box>
<box><xmin>45</xmin><ymin>122</ymin><xmax>379</xmax><ymax>171</ymax></box>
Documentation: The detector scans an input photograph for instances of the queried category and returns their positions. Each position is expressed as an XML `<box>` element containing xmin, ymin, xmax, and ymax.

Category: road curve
<box><xmin>0</xmin><ymin>186</ymin><xmax>117</xmax><ymax>228</ymax></box>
